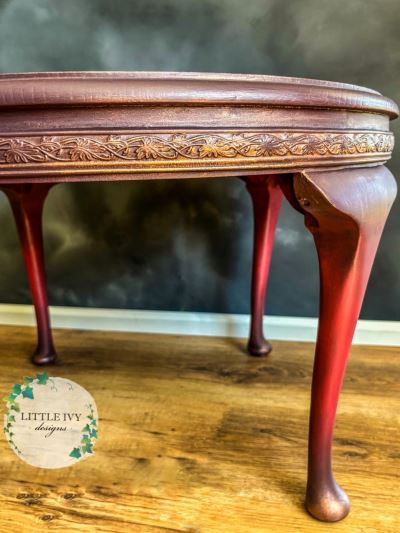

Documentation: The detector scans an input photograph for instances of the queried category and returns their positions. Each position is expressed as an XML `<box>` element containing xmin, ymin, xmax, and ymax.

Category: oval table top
<box><xmin>0</xmin><ymin>71</ymin><xmax>397</xmax><ymax>182</ymax></box>
<box><xmin>0</xmin><ymin>71</ymin><xmax>397</xmax><ymax>116</ymax></box>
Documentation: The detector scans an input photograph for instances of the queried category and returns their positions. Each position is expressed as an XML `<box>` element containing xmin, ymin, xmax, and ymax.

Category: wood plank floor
<box><xmin>0</xmin><ymin>324</ymin><xmax>398</xmax><ymax>532</ymax></box>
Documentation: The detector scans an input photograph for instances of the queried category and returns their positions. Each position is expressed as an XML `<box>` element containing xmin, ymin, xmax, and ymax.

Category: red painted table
<box><xmin>0</xmin><ymin>72</ymin><xmax>397</xmax><ymax>522</ymax></box>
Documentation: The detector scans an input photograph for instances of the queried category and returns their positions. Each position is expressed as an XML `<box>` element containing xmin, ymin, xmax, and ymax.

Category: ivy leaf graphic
<box><xmin>11</xmin><ymin>404</ymin><xmax>20</xmax><ymax>412</ymax></box>
<box><xmin>22</xmin><ymin>386</ymin><xmax>34</xmax><ymax>399</ymax></box>
<box><xmin>37</xmin><ymin>372</ymin><xmax>49</xmax><ymax>385</ymax></box>
<box><xmin>8</xmin><ymin>415</ymin><xmax>15</xmax><ymax>423</ymax></box>
<box><xmin>4</xmin><ymin>393</ymin><xmax>17</xmax><ymax>403</ymax></box>
<box><xmin>69</xmin><ymin>447</ymin><xmax>81</xmax><ymax>459</ymax></box>
<box><xmin>23</xmin><ymin>376</ymin><xmax>34</xmax><ymax>386</ymax></box>
<box><xmin>68</xmin><ymin>405</ymin><xmax>98</xmax><ymax>460</ymax></box>
<box><xmin>82</xmin><ymin>442</ymin><xmax>93</xmax><ymax>454</ymax></box>
<box><xmin>12</xmin><ymin>384</ymin><xmax>22</xmax><ymax>395</ymax></box>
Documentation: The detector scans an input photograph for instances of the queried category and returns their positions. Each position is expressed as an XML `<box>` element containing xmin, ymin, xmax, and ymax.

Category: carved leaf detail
<box><xmin>0</xmin><ymin>132</ymin><xmax>393</xmax><ymax>165</ymax></box>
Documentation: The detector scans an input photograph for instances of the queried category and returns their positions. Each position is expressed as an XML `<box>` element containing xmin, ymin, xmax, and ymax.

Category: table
<box><xmin>0</xmin><ymin>72</ymin><xmax>397</xmax><ymax>522</ymax></box>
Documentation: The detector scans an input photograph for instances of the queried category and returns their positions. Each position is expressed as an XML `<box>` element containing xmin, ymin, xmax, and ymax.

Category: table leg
<box><xmin>1</xmin><ymin>184</ymin><xmax>57</xmax><ymax>365</ymax></box>
<box><xmin>288</xmin><ymin>166</ymin><xmax>397</xmax><ymax>521</ymax></box>
<box><xmin>244</xmin><ymin>175</ymin><xmax>283</xmax><ymax>356</ymax></box>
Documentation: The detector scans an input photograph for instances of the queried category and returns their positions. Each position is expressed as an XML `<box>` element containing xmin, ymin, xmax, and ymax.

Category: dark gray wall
<box><xmin>0</xmin><ymin>0</ymin><xmax>399</xmax><ymax>319</ymax></box>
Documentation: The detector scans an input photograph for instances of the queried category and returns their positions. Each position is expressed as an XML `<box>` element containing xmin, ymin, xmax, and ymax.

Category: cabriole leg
<box><xmin>290</xmin><ymin>166</ymin><xmax>396</xmax><ymax>521</ymax></box>
<box><xmin>1</xmin><ymin>183</ymin><xmax>57</xmax><ymax>365</ymax></box>
<box><xmin>244</xmin><ymin>175</ymin><xmax>283</xmax><ymax>356</ymax></box>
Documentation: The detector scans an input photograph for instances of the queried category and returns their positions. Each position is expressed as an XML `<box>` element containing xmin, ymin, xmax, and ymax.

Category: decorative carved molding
<box><xmin>0</xmin><ymin>131</ymin><xmax>394</xmax><ymax>165</ymax></box>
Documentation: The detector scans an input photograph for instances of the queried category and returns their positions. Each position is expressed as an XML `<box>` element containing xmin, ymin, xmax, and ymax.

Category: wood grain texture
<box><xmin>0</xmin><ymin>326</ymin><xmax>398</xmax><ymax>532</ymax></box>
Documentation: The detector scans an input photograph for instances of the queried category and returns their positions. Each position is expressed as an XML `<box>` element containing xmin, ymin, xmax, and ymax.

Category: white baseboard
<box><xmin>0</xmin><ymin>303</ymin><xmax>398</xmax><ymax>346</ymax></box>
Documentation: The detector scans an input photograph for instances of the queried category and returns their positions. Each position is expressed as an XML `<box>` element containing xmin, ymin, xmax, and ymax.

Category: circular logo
<box><xmin>3</xmin><ymin>373</ymin><xmax>98</xmax><ymax>468</ymax></box>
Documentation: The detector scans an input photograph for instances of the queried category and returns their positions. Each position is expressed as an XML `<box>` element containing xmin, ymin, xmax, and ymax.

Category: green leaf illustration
<box><xmin>4</xmin><ymin>393</ymin><xmax>17</xmax><ymax>403</ymax></box>
<box><xmin>22</xmin><ymin>386</ymin><xmax>34</xmax><ymax>399</ymax></box>
<box><xmin>69</xmin><ymin>447</ymin><xmax>82</xmax><ymax>459</ymax></box>
<box><xmin>69</xmin><ymin>407</ymin><xmax>97</xmax><ymax>460</ymax></box>
<box><xmin>3</xmin><ymin>375</ymin><xmax>45</xmax><ymax>456</ymax></box>
<box><xmin>37</xmin><ymin>372</ymin><xmax>49</xmax><ymax>385</ymax></box>
<box><xmin>82</xmin><ymin>442</ymin><xmax>93</xmax><ymax>454</ymax></box>
<box><xmin>12</xmin><ymin>384</ymin><xmax>22</xmax><ymax>395</ymax></box>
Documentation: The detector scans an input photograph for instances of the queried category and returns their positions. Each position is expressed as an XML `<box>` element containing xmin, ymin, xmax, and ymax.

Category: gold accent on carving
<box><xmin>0</xmin><ymin>132</ymin><xmax>394</xmax><ymax>164</ymax></box>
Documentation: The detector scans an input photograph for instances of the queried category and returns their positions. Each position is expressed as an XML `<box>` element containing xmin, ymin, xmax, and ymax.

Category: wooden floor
<box><xmin>0</xmin><ymin>325</ymin><xmax>398</xmax><ymax>532</ymax></box>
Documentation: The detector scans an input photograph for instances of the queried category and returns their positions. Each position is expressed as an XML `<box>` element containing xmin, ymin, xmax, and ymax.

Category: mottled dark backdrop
<box><xmin>0</xmin><ymin>0</ymin><xmax>399</xmax><ymax>319</ymax></box>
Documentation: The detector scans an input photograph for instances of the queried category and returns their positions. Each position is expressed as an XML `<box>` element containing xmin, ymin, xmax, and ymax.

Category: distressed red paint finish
<box><xmin>244</xmin><ymin>167</ymin><xmax>397</xmax><ymax>520</ymax></box>
<box><xmin>1</xmin><ymin>184</ymin><xmax>56</xmax><ymax>365</ymax></box>
<box><xmin>244</xmin><ymin>175</ymin><xmax>283</xmax><ymax>356</ymax></box>
<box><xmin>294</xmin><ymin>167</ymin><xmax>396</xmax><ymax>520</ymax></box>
